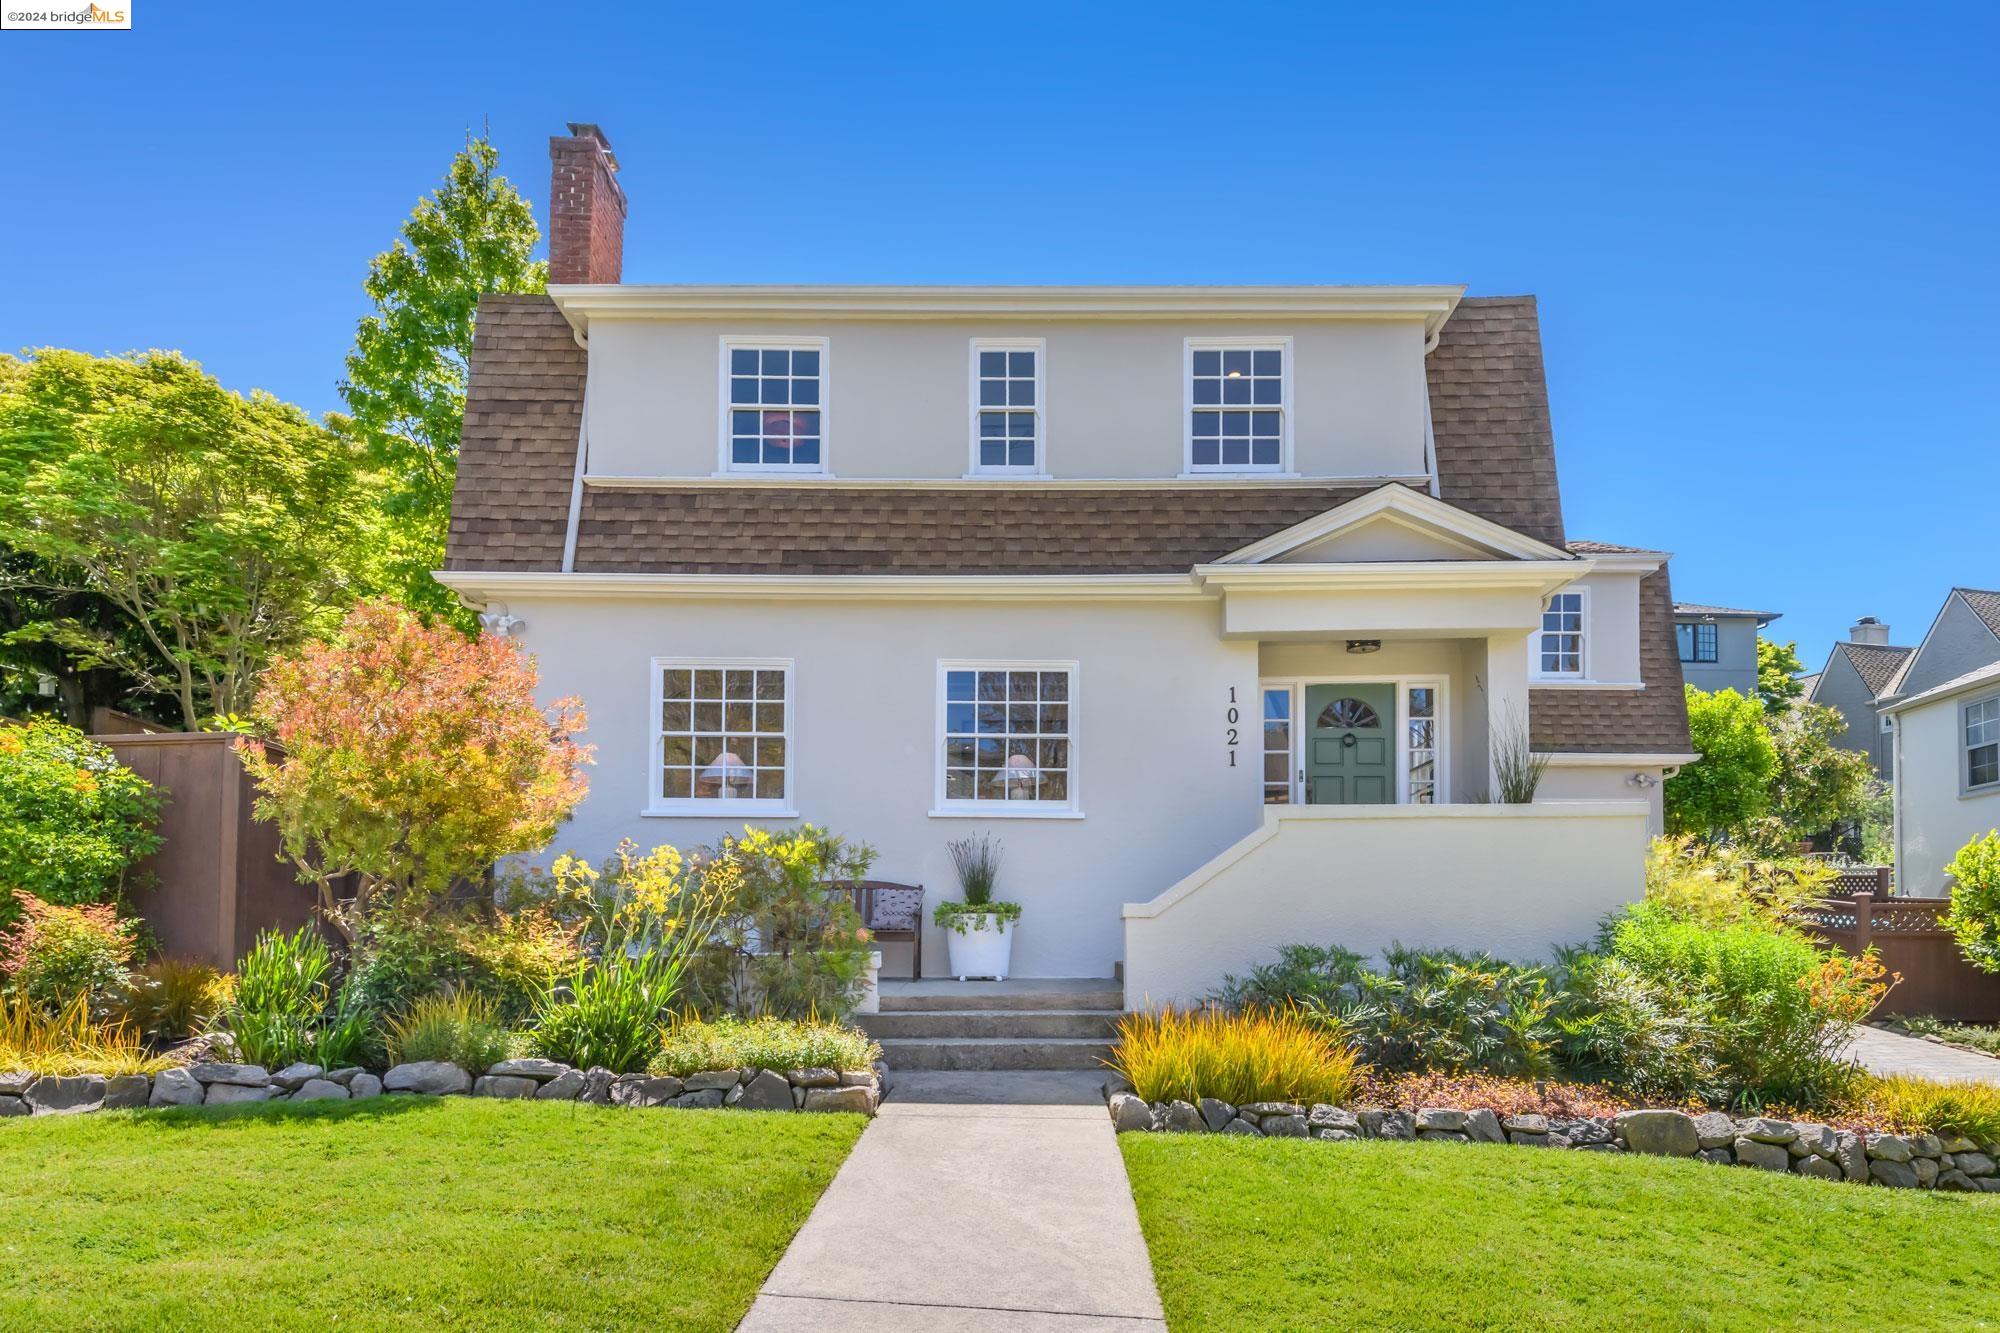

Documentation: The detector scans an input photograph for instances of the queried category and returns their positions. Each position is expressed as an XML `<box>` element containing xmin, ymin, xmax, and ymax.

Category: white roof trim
<box><xmin>549</xmin><ymin>283</ymin><xmax>1466</xmax><ymax>339</ymax></box>
<box><xmin>582</xmin><ymin>473</ymin><xmax>1437</xmax><ymax>492</ymax></box>
<box><xmin>1192</xmin><ymin>559</ymin><xmax>1591</xmax><ymax>597</ymax></box>
<box><xmin>1539</xmin><ymin>751</ymin><xmax>1701</xmax><ymax>767</ymax></box>
<box><xmin>1880</xmin><ymin>659</ymin><xmax>2000</xmax><ymax>715</ymax></box>
<box><xmin>435</xmin><ymin>570</ymin><xmax>1209</xmax><ymax>603</ymax></box>
<box><xmin>1213</xmin><ymin>484</ymin><xmax>1573</xmax><ymax>566</ymax></box>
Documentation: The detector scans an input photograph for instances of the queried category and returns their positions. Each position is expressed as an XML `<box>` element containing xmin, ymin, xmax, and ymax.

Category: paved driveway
<box><xmin>1845</xmin><ymin>1025</ymin><xmax>2000</xmax><ymax>1085</ymax></box>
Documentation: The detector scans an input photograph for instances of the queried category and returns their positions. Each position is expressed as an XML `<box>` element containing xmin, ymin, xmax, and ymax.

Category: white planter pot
<box><xmin>943</xmin><ymin>914</ymin><xmax>1015</xmax><ymax>981</ymax></box>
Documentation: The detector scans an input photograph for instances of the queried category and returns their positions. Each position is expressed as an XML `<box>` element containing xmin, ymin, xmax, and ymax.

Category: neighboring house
<box><xmin>1876</xmin><ymin>590</ymin><xmax>2000</xmax><ymax>894</ymax></box>
<box><xmin>437</xmin><ymin>124</ymin><xmax>1693</xmax><ymax>998</ymax></box>
<box><xmin>1672</xmin><ymin>602</ymin><xmax>1779</xmax><ymax>696</ymax></box>
<box><xmin>1807</xmin><ymin>620</ymin><xmax>1914</xmax><ymax>775</ymax></box>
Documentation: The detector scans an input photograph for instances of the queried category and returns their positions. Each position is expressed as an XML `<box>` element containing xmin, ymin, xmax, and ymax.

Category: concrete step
<box><xmin>859</xmin><ymin>1008</ymin><xmax>1123</xmax><ymax>1040</ymax></box>
<box><xmin>877</xmin><ymin>978</ymin><xmax>1124</xmax><ymax>1013</ymax></box>
<box><xmin>876</xmin><ymin>1037</ymin><xmax>1117</xmax><ymax>1072</ymax></box>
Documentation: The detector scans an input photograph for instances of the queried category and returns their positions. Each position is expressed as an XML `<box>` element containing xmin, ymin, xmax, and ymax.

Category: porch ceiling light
<box><xmin>701</xmin><ymin>751</ymin><xmax>752</xmax><ymax>795</ymax></box>
<box><xmin>989</xmin><ymin>753</ymin><xmax>1036</xmax><ymax>791</ymax></box>
<box><xmin>1345</xmin><ymin>639</ymin><xmax>1382</xmax><ymax>654</ymax></box>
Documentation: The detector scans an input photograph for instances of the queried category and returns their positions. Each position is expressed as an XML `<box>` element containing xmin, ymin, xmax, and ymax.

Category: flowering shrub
<box><xmin>1942</xmin><ymin>830</ymin><xmax>2000</xmax><ymax>973</ymax></box>
<box><xmin>0</xmin><ymin>718</ymin><xmax>160</xmax><ymax>927</ymax></box>
<box><xmin>0</xmin><ymin>889</ymin><xmax>137</xmax><ymax>1014</ymax></box>
<box><xmin>238</xmin><ymin>599</ymin><xmax>592</xmax><ymax>938</ymax></box>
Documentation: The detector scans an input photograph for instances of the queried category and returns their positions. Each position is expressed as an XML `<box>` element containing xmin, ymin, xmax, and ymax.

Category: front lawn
<box><xmin>1122</xmin><ymin>1135</ymin><xmax>2000</xmax><ymax>1331</ymax></box>
<box><xmin>0</xmin><ymin>1097</ymin><xmax>863</xmax><ymax>1329</ymax></box>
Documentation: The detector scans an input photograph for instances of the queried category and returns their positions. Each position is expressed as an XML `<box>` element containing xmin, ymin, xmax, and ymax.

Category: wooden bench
<box><xmin>847</xmin><ymin>880</ymin><xmax>923</xmax><ymax>981</ymax></box>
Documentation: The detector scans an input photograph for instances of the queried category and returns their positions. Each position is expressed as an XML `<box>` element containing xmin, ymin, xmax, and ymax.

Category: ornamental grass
<box><xmin>1846</xmin><ymin>1074</ymin><xmax>2000</xmax><ymax>1142</ymax></box>
<box><xmin>0</xmin><ymin>992</ymin><xmax>172</xmax><ymax>1077</ymax></box>
<box><xmin>1111</xmin><ymin>1006</ymin><xmax>1360</xmax><ymax>1107</ymax></box>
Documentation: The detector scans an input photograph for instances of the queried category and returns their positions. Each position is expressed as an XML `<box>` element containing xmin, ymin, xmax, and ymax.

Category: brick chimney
<box><xmin>1850</xmin><ymin>617</ymin><xmax>1890</xmax><ymax>646</ymax></box>
<box><xmin>548</xmin><ymin>122</ymin><xmax>626</xmax><ymax>285</ymax></box>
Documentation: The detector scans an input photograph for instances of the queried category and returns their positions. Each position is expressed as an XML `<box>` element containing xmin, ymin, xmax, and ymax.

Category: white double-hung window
<box><xmin>722</xmin><ymin>339</ymin><xmax>826</xmax><ymax>473</ymax></box>
<box><xmin>969</xmin><ymin>339</ymin><xmax>1045</xmax><ymax>475</ymax></box>
<box><xmin>1186</xmin><ymin>338</ymin><xmax>1290</xmax><ymax>474</ymax></box>
<box><xmin>934</xmin><ymin>662</ymin><xmax>1080</xmax><ymax>816</ymax></box>
<box><xmin>651</xmin><ymin>659</ymin><xmax>795</xmax><ymax>815</ymax></box>
<box><xmin>1967</xmin><ymin>696</ymin><xmax>2000</xmax><ymax>792</ymax></box>
<box><xmin>1533</xmin><ymin>590</ymin><xmax>1589</xmax><ymax>679</ymax></box>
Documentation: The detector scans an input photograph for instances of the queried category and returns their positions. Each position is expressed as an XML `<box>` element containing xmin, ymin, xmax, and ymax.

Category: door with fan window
<box><xmin>1303</xmin><ymin>683</ymin><xmax>1395</xmax><ymax>804</ymax></box>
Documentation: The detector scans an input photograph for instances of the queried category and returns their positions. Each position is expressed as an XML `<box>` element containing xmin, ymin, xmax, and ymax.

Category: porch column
<box><xmin>1480</xmin><ymin>630</ymin><xmax>1533</xmax><ymax>799</ymax></box>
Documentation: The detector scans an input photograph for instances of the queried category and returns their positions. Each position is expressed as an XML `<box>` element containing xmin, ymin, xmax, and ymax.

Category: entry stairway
<box><xmin>858</xmin><ymin>977</ymin><xmax>1124</xmax><ymax>1071</ymax></box>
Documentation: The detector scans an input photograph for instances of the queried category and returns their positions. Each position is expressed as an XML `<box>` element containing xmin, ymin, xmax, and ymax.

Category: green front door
<box><xmin>1304</xmin><ymin>683</ymin><xmax>1396</xmax><ymax>805</ymax></box>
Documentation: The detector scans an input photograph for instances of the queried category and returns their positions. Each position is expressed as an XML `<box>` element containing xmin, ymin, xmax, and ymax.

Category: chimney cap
<box><xmin>562</xmin><ymin>122</ymin><xmax>619</xmax><ymax>171</ymax></box>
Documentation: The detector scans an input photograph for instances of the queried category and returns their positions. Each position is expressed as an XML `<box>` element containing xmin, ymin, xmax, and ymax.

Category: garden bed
<box><xmin>1101</xmin><ymin>1079</ymin><xmax>2000</xmax><ymax>1192</ymax></box>
<box><xmin>3</xmin><ymin>1056</ymin><xmax>886</xmax><ymax>1118</ymax></box>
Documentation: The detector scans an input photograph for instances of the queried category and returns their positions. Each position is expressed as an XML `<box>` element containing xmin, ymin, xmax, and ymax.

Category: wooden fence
<box><xmin>1795</xmin><ymin>893</ymin><xmax>2000</xmax><ymax>1023</ymax></box>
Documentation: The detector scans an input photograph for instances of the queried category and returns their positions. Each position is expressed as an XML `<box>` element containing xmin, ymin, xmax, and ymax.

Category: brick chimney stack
<box><xmin>548</xmin><ymin>122</ymin><xmax>626</xmax><ymax>285</ymax></box>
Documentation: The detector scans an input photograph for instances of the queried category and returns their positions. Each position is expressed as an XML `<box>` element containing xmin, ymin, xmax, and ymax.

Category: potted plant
<box><xmin>933</xmin><ymin>835</ymin><xmax>1021</xmax><ymax>981</ymax></box>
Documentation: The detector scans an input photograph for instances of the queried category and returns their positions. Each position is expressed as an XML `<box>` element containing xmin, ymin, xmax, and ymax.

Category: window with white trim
<box><xmin>724</xmin><ymin>342</ymin><xmax>824</xmax><ymax>470</ymax></box>
<box><xmin>938</xmin><ymin>664</ymin><xmax>1076</xmax><ymax>812</ymax></box>
<box><xmin>971</xmin><ymin>340</ymin><xmax>1043</xmax><ymax>474</ymax></box>
<box><xmin>652</xmin><ymin>660</ymin><xmax>792</xmax><ymax>813</ymax></box>
<box><xmin>1406</xmin><ymin>684</ymin><xmax>1439</xmax><ymax>803</ymax></box>
<box><xmin>1187</xmin><ymin>341</ymin><xmax>1287</xmax><ymax>472</ymax></box>
<box><xmin>1536</xmin><ymin>591</ymin><xmax>1587</xmax><ymax>677</ymax></box>
<box><xmin>1262</xmin><ymin>687</ymin><xmax>1292</xmax><ymax>804</ymax></box>
<box><xmin>1967</xmin><ymin>697</ymin><xmax>2000</xmax><ymax>791</ymax></box>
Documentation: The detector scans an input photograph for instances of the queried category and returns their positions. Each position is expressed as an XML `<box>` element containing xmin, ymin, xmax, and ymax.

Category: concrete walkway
<box><xmin>1846</xmin><ymin>1024</ymin><xmax>2000</xmax><ymax>1085</ymax></box>
<box><xmin>738</xmin><ymin>1071</ymin><xmax>1167</xmax><ymax>1331</ymax></box>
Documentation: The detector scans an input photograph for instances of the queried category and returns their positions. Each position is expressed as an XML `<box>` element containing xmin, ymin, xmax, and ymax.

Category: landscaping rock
<box><xmin>580</xmin><ymin>1067</ymin><xmax>615</xmax><ymax>1104</ymax></box>
<box><xmin>27</xmin><ymin>1075</ymin><xmax>105</xmax><ymax>1115</ymax></box>
<box><xmin>1263</xmin><ymin>1114</ymin><xmax>1309</xmax><ymax>1138</ymax></box>
<box><xmin>1510</xmin><ymin>1131</ymin><xmax>1553</xmax><ymax>1147</ymax></box>
<box><xmin>1866</xmin><ymin>1134</ymin><xmax>1914</xmax><ymax>1163</ymax></box>
<box><xmin>1739</xmin><ymin>1117</ymin><xmax>1798</xmax><ymax>1146</ymax></box>
<box><xmin>0</xmin><ymin>1096</ymin><xmax>26</xmax><ymax>1117</ymax></box>
<box><xmin>1870</xmin><ymin>1159</ymin><xmax>1919</xmax><ymax>1189</ymax></box>
<box><xmin>293</xmin><ymin>1079</ymin><xmax>350</xmax><ymax>1102</ymax></box>
<box><xmin>1734</xmin><ymin>1137</ymin><xmax>1790</xmax><ymax>1172</ymax></box>
<box><xmin>610</xmin><ymin>1076</ymin><xmax>683</xmax><ymax>1108</ymax></box>
<box><xmin>348</xmin><ymin>1073</ymin><xmax>383</xmax><ymax>1100</ymax></box>
<box><xmin>1911</xmin><ymin>1132</ymin><xmax>1943</xmax><ymax>1158</ymax></box>
<box><xmin>190</xmin><ymin>1062</ymin><xmax>268</xmax><ymax>1087</ymax></box>
<box><xmin>1308</xmin><ymin>1104</ymin><xmax>1358</xmax><ymax>1134</ymax></box>
<box><xmin>271</xmin><ymin>1063</ymin><xmax>324</xmax><ymax>1091</ymax></box>
<box><xmin>324</xmin><ymin>1067</ymin><xmax>363</xmax><ymax>1087</ymax></box>
<box><xmin>1375</xmin><ymin>1110</ymin><xmax>1415</xmax><ymax>1141</ymax></box>
<box><xmin>1109</xmin><ymin>1091</ymin><xmax>1151</xmax><ymax>1133</ymax></box>
<box><xmin>1696</xmin><ymin>1147</ymin><xmax>1733</xmax><ymax>1165</ymax></box>
<box><xmin>1502</xmin><ymin>1114</ymin><xmax>1549</xmax><ymax>1136</ymax></box>
<box><xmin>1936</xmin><ymin>1169</ymin><xmax>1977</xmax><ymax>1192</ymax></box>
<box><xmin>1101</xmin><ymin>1075</ymin><xmax>1135</xmax><ymax>1100</ymax></box>
<box><xmin>103</xmin><ymin>1075</ymin><xmax>151</xmax><ymax>1110</ymax></box>
<box><xmin>1317</xmin><ymin>1128</ymin><xmax>1359</xmax><ymax>1142</ymax></box>
<box><xmin>735</xmin><ymin>1069</ymin><xmax>794</xmax><ymax>1111</ymax></box>
<box><xmin>1836</xmin><ymin>1131</ymin><xmax>1868</xmax><ymax>1182</ymax></box>
<box><xmin>1416</xmin><ymin>1108</ymin><xmax>1466</xmax><ymax>1133</ymax></box>
<box><xmin>204</xmin><ymin>1082</ymin><xmax>276</xmax><ymax>1105</ymax></box>
<box><xmin>0</xmin><ymin>1070</ymin><xmax>32</xmax><ymax>1096</ymax></box>
<box><xmin>1201</xmin><ymin>1098</ymin><xmax>1237</xmax><ymax>1132</ymax></box>
<box><xmin>149</xmin><ymin>1067</ymin><xmax>203</xmax><ymax>1108</ymax></box>
<box><xmin>1939</xmin><ymin>1131</ymin><xmax>1977</xmax><ymax>1154</ymax></box>
<box><xmin>802</xmin><ymin>1086</ymin><xmax>874</xmax><ymax>1114</ymax></box>
<box><xmin>1465</xmin><ymin>1109</ymin><xmax>1505</xmax><ymax>1144</ymax></box>
<box><xmin>1796</xmin><ymin>1156</ymin><xmax>1843</xmax><ymax>1181</ymax></box>
<box><xmin>839</xmin><ymin>1070</ymin><xmax>876</xmax><ymax>1088</ymax></box>
<box><xmin>1163</xmin><ymin>1100</ymin><xmax>1205</xmax><ymax>1133</ymax></box>
<box><xmin>1546</xmin><ymin>1133</ymin><xmax>1572</xmax><ymax>1150</ymax></box>
<box><xmin>1557</xmin><ymin>1118</ymin><xmax>1613</xmax><ymax>1146</ymax></box>
<box><xmin>1914</xmin><ymin>1157</ymin><xmax>1940</xmax><ymax>1188</ymax></box>
<box><xmin>792</xmin><ymin>1086</ymin><xmax>806</xmax><ymax>1109</ymax></box>
<box><xmin>673</xmin><ymin>1088</ymin><xmax>727</xmax><ymax>1110</ymax></box>
<box><xmin>1220</xmin><ymin>1118</ymin><xmax>1260</xmax><ymax>1136</ymax></box>
<box><xmin>1793</xmin><ymin>1123</ymin><xmax>1838</xmax><ymax>1158</ymax></box>
<box><xmin>1614</xmin><ymin>1109</ymin><xmax>1699</xmax><ymax>1158</ymax></box>
<box><xmin>1417</xmin><ymin>1129</ymin><xmax>1470</xmax><ymax>1144</ymax></box>
<box><xmin>473</xmin><ymin>1075</ymin><xmax>538</xmax><ymax>1100</ymax></box>
<box><xmin>485</xmin><ymin>1058</ymin><xmax>570</xmax><ymax>1082</ymax></box>
<box><xmin>383</xmin><ymin>1062</ymin><xmax>472</xmax><ymax>1096</ymax></box>
<box><xmin>1980</xmin><ymin>1178</ymin><xmax>2000</xmax><ymax>1193</ymax></box>
<box><xmin>1576</xmin><ymin>1143</ymin><xmax>1624</xmax><ymax>1153</ymax></box>
<box><xmin>536</xmin><ymin>1069</ymin><xmax>588</xmax><ymax>1101</ymax></box>
<box><xmin>1238</xmin><ymin>1102</ymin><xmax>1306</xmax><ymax>1119</ymax></box>
<box><xmin>1955</xmin><ymin>1150</ymin><xmax>1995</xmax><ymax>1177</ymax></box>
<box><xmin>1691</xmin><ymin>1111</ymin><xmax>1737</xmax><ymax>1150</ymax></box>
<box><xmin>785</xmin><ymin>1067</ymin><xmax>838</xmax><ymax>1089</ymax></box>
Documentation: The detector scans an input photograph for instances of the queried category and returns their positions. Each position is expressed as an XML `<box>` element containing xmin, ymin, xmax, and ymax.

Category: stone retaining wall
<box><xmin>1102</xmin><ymin>1084</ymin><xmax>2000</xmax><ymax>1193</ymax></box>
<box><xmin>1</xmin><ymin>1058</ymin><xmax>886</xmax><ymax>1118</ymax></box>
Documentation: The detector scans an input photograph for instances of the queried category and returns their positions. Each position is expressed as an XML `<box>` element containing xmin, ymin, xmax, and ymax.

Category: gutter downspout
<box><xmin>561</xmin><ymin>395</ymin><xmax>589</xmax><ymax>573</ymax></box>
<box><xmin>1421</xmin><ymin>329</ymin><xmax>1441</xmax><ymax>497</ymax></box>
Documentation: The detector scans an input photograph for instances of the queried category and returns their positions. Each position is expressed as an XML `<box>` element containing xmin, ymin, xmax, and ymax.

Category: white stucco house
<box><xmin>436</xmin><ymin>124</ymin><xmax>1694</xmax><ymax>1001</ymax></box>
<box><xmin>1876</xmin><ymin>589</ymin><xmax>2000</xmax><ymax>895</ymax></box>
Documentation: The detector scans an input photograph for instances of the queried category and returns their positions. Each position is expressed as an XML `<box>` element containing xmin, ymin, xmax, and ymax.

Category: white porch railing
<box><xmin>1120</xmin><ymin>801</ymin><xmax>1648</xmax><ymax>1007</ymax></box>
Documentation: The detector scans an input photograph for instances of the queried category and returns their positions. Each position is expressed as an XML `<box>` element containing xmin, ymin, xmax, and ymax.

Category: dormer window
<box><xmin>969</xmin><ymin>339</ymin><xmax>1044</xmax><ymax>475</ymax></box>
<box><xmin>722</xmin><ymin>339</ymin><xmax>826</xmax><ymax>472</ymax></box>
<box><xmin>1535</xmin><ymin>590</ymin><xmax>1588</xmax><ymax>678</ymax></box>
<box><xmin>1185</xmin><ymin>338</ymin><xmax>1290</xmax><ymax>474</ymax></box>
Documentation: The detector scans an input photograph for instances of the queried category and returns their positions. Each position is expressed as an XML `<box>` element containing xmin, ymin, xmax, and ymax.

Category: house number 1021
<box><xmin>1226</xmin><ymin>686</ymin><xmax>1240</xmax><ymax>767</ymax></box>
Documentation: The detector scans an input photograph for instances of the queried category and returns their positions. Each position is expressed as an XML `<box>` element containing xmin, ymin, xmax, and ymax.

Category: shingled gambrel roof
<box><xmin>1532</xmin><ymin>560</ymin><xmax>1692</xmax><ymax>756</ymax></box>
<box><xmin>1425</xmin><ymin>295</ymin><xmax>1565</xmax><ymax>547</ymax></box>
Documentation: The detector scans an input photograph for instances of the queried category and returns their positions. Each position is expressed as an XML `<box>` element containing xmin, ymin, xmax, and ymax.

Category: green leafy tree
<box><xmin>0</xmin><ymin>350</ymin><xmax>384</xmax><ymax>727</ymax></box>
<box><xmin>338</xmin><ymin>133</ymin><xmax>546</xmax><ymax>623</ymax></box>
<box><xmin>0</xmin><ymin>719</ymin><xmax>161</xmax><ymax>928</ymax></box>
<box><xmin>1757</xmin><ymin>637</ymin><xmax>1807</xmax><ymax>714</ymax></box>
<box><xmin>1664</xmin><ymin>686</ymin><xmax>1779</xmax><ymax>839</ymax></box>
<box><xmin>1942</xmin><ymin>831</ymin><xmax>2000</xmax><ymax>973</ymax></box>
<box><xmin>1756</xmin><ymin>702</ymin><xmax>1873</xmax><ymax>848</ymax></box>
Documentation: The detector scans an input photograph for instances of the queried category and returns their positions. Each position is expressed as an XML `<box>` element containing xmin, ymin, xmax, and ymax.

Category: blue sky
<box><xmin>2</xmin><ymin>3</ymin><xmax>1993</xmax><ymax>668</ymax></box>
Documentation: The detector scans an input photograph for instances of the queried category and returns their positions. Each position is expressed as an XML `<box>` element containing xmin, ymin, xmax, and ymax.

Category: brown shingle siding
<box><xmin>1428</xmin><ymin>296</ymin><xmax>1565</xmax><ymax>547</ymax></box>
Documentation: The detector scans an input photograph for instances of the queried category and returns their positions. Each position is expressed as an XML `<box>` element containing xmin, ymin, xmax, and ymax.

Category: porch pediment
<box><xmin>1214</xmin><ymin>485</ymin><xmax>1573</xmax><ymax>566</ymax></box>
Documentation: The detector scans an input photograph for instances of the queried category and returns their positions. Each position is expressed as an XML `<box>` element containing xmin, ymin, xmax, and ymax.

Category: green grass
<box><xmin>1122</xmin><ymin>1135</ymin><xmax>2000</xmax><ymax>1331</ymax></box>
<box><xmin>1895</xmin><ymin>1015</ymin><xmax>2000</xmax><ymax>1057</ymax></box>
<box><xmin>0</xmin><ymin>1096</ymin><xmax>863</xmax><ymax>1330</ymax></box>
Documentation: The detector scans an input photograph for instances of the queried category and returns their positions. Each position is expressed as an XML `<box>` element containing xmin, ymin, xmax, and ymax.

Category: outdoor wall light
<box><xmin>1627</xmin><ymin>772</ymin><xmax>1659</xmax><ymax>789</ymax></box>
<box><xmin>1345</xmin><ymin>639</ymin><xmax>1382</xmax><ymax>654</ymax></box>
